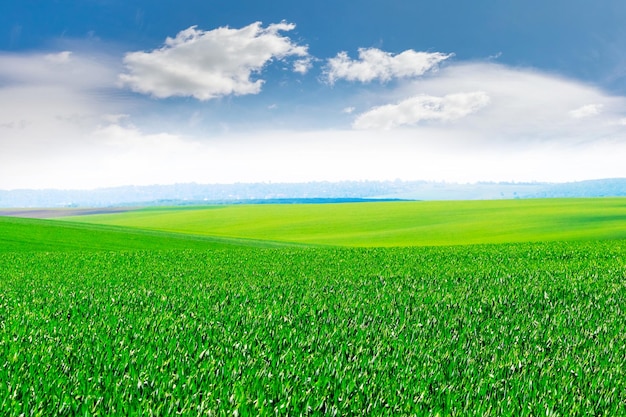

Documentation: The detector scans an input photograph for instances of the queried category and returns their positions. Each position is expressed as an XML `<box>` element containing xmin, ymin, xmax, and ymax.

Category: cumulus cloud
<box><xmin>293</xmin><ymin>57</ymin><xmax>313</xmax><ymax>74</ymax></box>
<box><xmin>324</xmin><ymin>48</ymin><xmax>451</xmax><ymax>84</ymax></box>
<box><xmin>119</xmin><ymin>21</ymin><xmax>309</xmax><ymax>100</ymax></box>
<box><xmin>353</xmin><ymin>92</ymin><xmax>490</xmax><ymax>129</ymax></box>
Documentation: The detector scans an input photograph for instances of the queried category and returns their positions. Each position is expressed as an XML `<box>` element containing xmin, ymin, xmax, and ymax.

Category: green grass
<box><xmin>3</xmin><ymin>198</ymin><xmax>626</xmax><ymax>415</ymax></box>
<box><xmin>59</xmin><ymin>198</ymin><xmax>626</xmax><ymax>246</ymax></box>
<box><xmin>0</xmin><ymin>216</ymin><xmax>303</xmax><ymax>252</ymax></box>
<box><xmin>1</xmin><ymin>242</ymin><xmax>626</xmax><ymax>415</ymax></box>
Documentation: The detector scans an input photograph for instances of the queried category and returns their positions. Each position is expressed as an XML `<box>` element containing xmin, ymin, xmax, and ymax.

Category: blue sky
<box><xmin>2</xmin><ymin>0</ymin><xmax>626</xmax><ymax>189</ymax></box>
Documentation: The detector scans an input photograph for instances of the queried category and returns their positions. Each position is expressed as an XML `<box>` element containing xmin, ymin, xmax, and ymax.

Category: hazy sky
<box><xmin>2</xmin><ymin>0</ymin><xmax>626</xmax><ymax>189</ymax></box>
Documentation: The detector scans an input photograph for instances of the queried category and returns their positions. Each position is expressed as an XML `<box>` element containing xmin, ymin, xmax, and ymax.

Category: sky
<box><xmin>2</xmin><ymin>0</ymin><xmax>626</xmax><ymax>190</ymax></box>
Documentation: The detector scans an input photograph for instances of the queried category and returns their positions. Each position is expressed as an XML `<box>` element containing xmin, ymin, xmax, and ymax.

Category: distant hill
<box><xmin>524</xmin><ymin>178</ymin><xmax>626</xmax><ymax>198</ymax></box>
<box><xmin>0</xmin><ymin>181</ymin><xmax>413</xmax><ymax>208</ymax></box>
<box><xmin>0</xmin><ymin>179</ymin><xmax>625</xmax><ymax>208</ymax></box>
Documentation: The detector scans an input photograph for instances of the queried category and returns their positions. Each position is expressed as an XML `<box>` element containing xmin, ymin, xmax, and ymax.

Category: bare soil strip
<box><xmin>0</xmin><ymin>208</ymin><xmax>139</xmax><ymax>219</ymax></box>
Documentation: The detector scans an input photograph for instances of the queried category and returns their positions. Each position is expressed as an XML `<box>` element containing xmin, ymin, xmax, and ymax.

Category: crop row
<box><xmin>1</xmin><ymin>242</ymin><xmax>626</xmax><ymax>415</ymax></box>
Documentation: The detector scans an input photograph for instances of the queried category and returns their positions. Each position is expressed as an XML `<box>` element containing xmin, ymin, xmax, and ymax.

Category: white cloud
<box><xmin>293</xmin><ymin>57</ymin><xmax>313</xmax><ymax>74</ymax></box>
<box><xmin>569</xmin><ymin>104</ymin><xmax>603</xmax><ymax>118</ymax></box>
<box><xmin>0</xmin><ymin>50</ymin><xmax>116</xmax><ymax>88</ymax></box>
<box><xmin>102</xmin><ymin>114</ymin><xmax>130</xmax><ymax>124</ymax></box>
<box><xmin>45</xmin><ymin>51</ymin><xmax>72</xmax><ymax>63</ymax></box>
<box><xmin>350</xmin><ymin>62</ymin><xmax>626</xmax><ymax>143</ymax></box>
<box><xmin>0</xmin><ymin>51</ymin><xmax>120</xmax><ymax>142</ymax></box>
<box><xmin>119</xmin><ymin>21</ymin><xmax>309</xmax><ymax>100</ymax></box>
<box><xmin>0</xmin><ymin>50</ymin><xmax>136</xmax><ymax>189</ymax></box>
<box><xmin>324</xmin><ymin>48</ymin><xmax>451</xmax><ymax>84</ymax></box>
<box><xmin>353</xmin><ymin>92</ymin><xmax>490</xmax><ymax>129</ymax></box>
<box><xmin>4</xmin><ymin>123</ymin><xmax>626</xmax><ymax>189</ymax></box>
<box><xmin>0</xmin><ymin>123</ymin><xmax>212</xmax><ymax>189</ymax></box>
<box><xmin>2</xmin><ymin>46</ymin><xmax>626</xmax><ymax>190</ymax></box>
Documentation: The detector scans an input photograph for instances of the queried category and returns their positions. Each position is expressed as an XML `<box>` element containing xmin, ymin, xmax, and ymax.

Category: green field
<box><xmin>2</xmin><ymin>198</ymin><xmax>626</xmax><ymax>415</ymax></box>
<box><xmin>0</xmin><ymin>216</ymin><xmax>306</xmax><ymax>253</ymax></box>
<box><xmin>59</xmin><ymin>198</ymin><xmax>626</xmax><ymax>246</ymax></box>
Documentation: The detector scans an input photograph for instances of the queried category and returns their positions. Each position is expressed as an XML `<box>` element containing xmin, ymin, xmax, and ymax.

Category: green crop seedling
<box><xmin>1</xmin><ymin>199</ymin><xmax>626</xmax><ymax>415</ymax></box>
